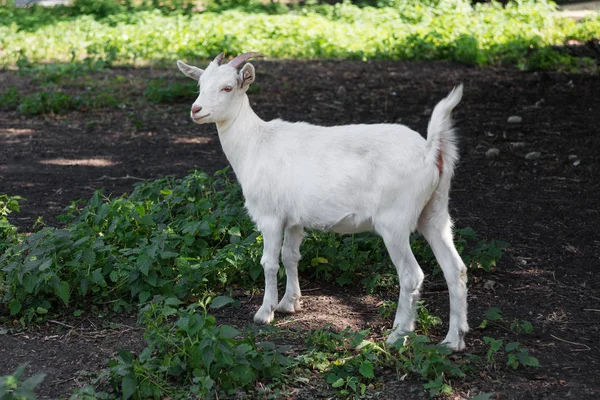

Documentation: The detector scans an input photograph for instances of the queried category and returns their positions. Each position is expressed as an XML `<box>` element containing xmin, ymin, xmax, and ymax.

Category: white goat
<box><xmin>177</xmin><ymin>53</ymin><xmax>469</xmax><ymax>350</ymax></box>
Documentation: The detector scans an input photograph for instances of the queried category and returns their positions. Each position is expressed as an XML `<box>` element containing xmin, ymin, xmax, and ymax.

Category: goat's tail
<box><xmin>426</xmin><ymin>84</ymin><xmax>463</xmax><ymax>178</ymax></box>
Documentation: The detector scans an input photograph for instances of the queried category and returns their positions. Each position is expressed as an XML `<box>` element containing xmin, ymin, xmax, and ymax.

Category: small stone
<box><xmin>486</xmin><ymin>148</ymin><xmax>500</xmax><ymax>159</ymax></box>
<box><xmin>525</xmin><ymin>151</ymin><xmax>541</xmax><ymax>160</ymax></box>
<box><xmin>507</xmin><ymin>115</ymin><xmax>523</xmax><ymax>124</ymax></box>
<box><xmin>510</xmin><ymin>142</ymin><xmax>527</xmax><ymax>149</ymax></box>
<box><xmin>573</xmin><ymin>159</ymin><xmax>581</xmax><ymax>167</ymax></box>
<box><xmin>483</xmin><ymin>280</ymin><xmax>496</xmax><ymax>290</ymax></box>
<box><xmin>336</xmin><ymin>85</ymin><xmax>347</xmax><ymax>100</ymax></box>
<box><xmin>568</xmin><ymin>154</ymin><xmax>578</xmax><ymax>161</ymax></box>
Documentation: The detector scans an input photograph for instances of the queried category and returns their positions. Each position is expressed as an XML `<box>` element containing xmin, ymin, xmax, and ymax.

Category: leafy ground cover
<box><xmin>1</xmin><ymin>58</ymin><xmax>599</xmax><ymax>398</ymax></box>
<box><xmin>0</xmin><ymin>0</ymin><xmax>599</xmax><ymax>71</ymax></box>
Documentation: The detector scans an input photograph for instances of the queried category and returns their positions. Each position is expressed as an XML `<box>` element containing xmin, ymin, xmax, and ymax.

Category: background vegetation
<box><xmin>0</xmin><ymin>0</ymin><xmax>598</xmax><ymax>71</ymax></box>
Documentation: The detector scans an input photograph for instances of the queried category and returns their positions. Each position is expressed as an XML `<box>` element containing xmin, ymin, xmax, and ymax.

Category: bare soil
<box><xmin>1</xmin><ymin>60</ymin><xmax>599</xmax><ymax>399</ymax></box>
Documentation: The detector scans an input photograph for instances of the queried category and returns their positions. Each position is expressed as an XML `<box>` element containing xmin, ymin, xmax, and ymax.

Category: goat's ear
<box><xmin>239</xmin><ymin>63</ymin><xmax>255</xmax><ymax>90</ymax></box>
<box><xmin>177</xmin><ymin>60</ymin><xmax>204</xmax><ymax>80</ymax></box>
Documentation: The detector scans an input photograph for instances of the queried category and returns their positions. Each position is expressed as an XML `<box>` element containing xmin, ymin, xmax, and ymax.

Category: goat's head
<box><xmin>177</xmin><ymin>52</ymin><xmax>261</xmax><ymax>125</ymax></box>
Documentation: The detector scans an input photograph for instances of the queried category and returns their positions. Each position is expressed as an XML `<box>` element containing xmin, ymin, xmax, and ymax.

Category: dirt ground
<box><xmin>0</xmin><ymin>60</ymin><xmax>599</xmax><ymax>399</ymax></box>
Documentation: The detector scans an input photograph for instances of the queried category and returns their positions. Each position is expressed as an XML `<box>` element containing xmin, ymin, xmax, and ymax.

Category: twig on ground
<box><xmin>97</xmin><ymin>175</ymin><xmax>146</xmax><ymax>181</ymax></box>
<box><xmin>275</xmin><ymin>317</ymin><xmax>312</xmax><ymax>327</ymax></box>
<box><xmin>49</xmin><ymin>320</ymin><xmax>75</xmax><ymax>329</ymax></box>
<box><xmin>550</xmin><ymin>334</ymin><xmax>591</xmax><ymax>351</ymax></box>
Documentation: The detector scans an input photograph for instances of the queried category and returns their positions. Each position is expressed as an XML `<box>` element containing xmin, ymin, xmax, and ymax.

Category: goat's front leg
<box><xmin>277</xmin><ymin>225</ymin><xmax>304</xmax><ymax>313</ymax></box>
<box><xmin>253</xmin><ymin>218</ymin><xmax>284</xmax><ymax>325</ymax></box>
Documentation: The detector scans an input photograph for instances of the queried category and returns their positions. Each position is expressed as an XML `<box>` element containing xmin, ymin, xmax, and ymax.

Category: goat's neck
<box><xmin>215</xmin><ymin>95</ymin><xmax>264</xmax><ymax>183</ymax></box>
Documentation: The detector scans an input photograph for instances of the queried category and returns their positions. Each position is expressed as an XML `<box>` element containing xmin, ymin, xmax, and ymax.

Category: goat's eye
<box><xmin>222</xmin><ymin>86</ymin><xmax>233</xmax><ymax>92</ymax></box>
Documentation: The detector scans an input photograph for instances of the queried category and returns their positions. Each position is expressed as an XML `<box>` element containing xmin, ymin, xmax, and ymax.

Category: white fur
<box><xmin>177</xmin><ymin>56</ymin><xmax>469</xmax><ymax>351</ymax></box>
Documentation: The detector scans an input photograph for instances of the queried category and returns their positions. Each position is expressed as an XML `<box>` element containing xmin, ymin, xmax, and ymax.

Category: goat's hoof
<box><xmin>441</xmin><ymin>333</ymin><xmax>466</xmax><ymax>352</ymax></box>
<box><xmin>253</xmin><ymin>306</ymin><xmax>275</xmax><ymax>324</ymax></box>
<box><xmin>276</xmin><ymin>297</ymin><xmax>301</xmax><ymax>313</ymax></box>
<box><xmin>385</xmin><ymin>330</ymin><xmax>411</xmax><ymax>347</ymax></box>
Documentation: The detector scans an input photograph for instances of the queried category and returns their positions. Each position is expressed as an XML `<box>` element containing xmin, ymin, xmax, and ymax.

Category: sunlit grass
<box><xmin>0</xmin><ymin>0</ymin><xmax>598</xmax><ymax>71</ymax></box>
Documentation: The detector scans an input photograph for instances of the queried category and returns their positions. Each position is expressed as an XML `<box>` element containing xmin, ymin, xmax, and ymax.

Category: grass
<box><xmin>0</xmin><ymin>0</ymin><xmax>598</xmax><ymax>71</ymax></box>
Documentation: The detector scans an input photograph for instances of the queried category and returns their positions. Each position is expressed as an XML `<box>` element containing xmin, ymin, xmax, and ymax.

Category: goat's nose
<box><xmin>191</xmin><ymin>105</ymin><xmax>202</xmax><ymax>114</ymax></box>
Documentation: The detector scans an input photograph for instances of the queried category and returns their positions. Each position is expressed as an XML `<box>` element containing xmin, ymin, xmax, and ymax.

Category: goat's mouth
<box><xmin>192</xmin><ymin>113</ymin><xmax>211</xmax><ymax>122</ymax></box>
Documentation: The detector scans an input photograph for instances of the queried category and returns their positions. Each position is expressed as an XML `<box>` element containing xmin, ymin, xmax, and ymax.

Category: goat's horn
<box><xmin>213</xmin><ymin>52</ymin><xmax>225</xmax><ymax>65</ymax></box>
<box><xmin>228</xmin><ymin>52</ymin><xmax>263</xmax><ymax>69</ymax></box>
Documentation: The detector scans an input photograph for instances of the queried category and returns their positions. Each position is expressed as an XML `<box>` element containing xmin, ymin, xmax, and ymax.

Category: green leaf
<box><xmin>109</xmin><ymin>270</ymin><xmax>120</xmax><ymax>282</ymax></box>
<box><xmin>122</xmin><ymin>374</ymin><xmax>137</xmax><ymax>400</ymax></box>
<box><xmin>138</xmin><ymin>291</ymin><xmax>151</xmax><ymax>303</ymax></box>
<box><xmin>311</xmin><ymin>256</ymin><xmax>329</xmax><ymax>267</ymax></box>
<box><xmin>229</xmin><ymin>365</ymin><xmax>255</xmax><ymax>385</ymax></box>
<box><xmin>331</xmin><ymin>377</ymin><xmax>345</xmax><ymax>388</ymax></box>
<box><xmin>202</xmin><ymin>347</ymin><xmax>214</xmax><ymax>369</ymax></box>
<box><xmin>197</xmin><ymin>220</ymin><xmax>212</xmax><ymax>237</ymax></box>
<box><xmin>91</xmin><ymin>268</ymin><xmax>106</xmax><ymax>286</ymax></box>
<box><xmin>517</xmin><ymin>351</ymin><xmax>539</xmax><ymax>367</ymax></box>
<box><xmin>220</xmin><ymin>325</ymin><xmax>241</xmax><ymax>339</ymax></box>
<box><xmin>9</xmin><ymin>299</ymin><xmax>22</xmax><ymax>315</ymax></box>
<box><xmin>164</xmin><ymin>297</ymin><xmax>183</xmax><ymax>306</ymax></box>
<box><xmin>505</xmin><ymin>342</ymin><xmax>520</xmax><ymax>352</ymax></box>
<box><xmin>210</xmin><ymin>295</ymin><xmax>236</xmax><ymax>309</ymax></box>
<box><xmin>137</xmin><ymin>254</ymin><xmax>152</xmax><ymax>276</ymax></box>
<box><xmin>140</xmin><ymin>214</ymin><xmax>155</xmax><ymax>227</ymax></box>
<box><xmin>82</xmin><ymin>248</ymin><xmax>96</xmax><ymax>266</ymax></box>
<box><xmin>38</xmin><ymin>258</ymin><xmax>53</xmax><ymax>271</ymax></box>
<box><xmin>359</xmin><ymin>360</ymin><xmax>375</xmax><ymax>379</ymax></box>
<box><xmin>55</xmin><ymin>280</ymin><xmax>70</xmax><ymax>306</ymax></box>
<box><xmin>18</xmin><ymin>373</ymin><xmax>46</xmax><ymax>394</ymax></box>
<box><xmin>484</xmin><ymin>307</ymin><xmax>503</xmax><ymax>321</ymax></box>
<box><xmin>118</xmin><ymin>350</ymin><xmax>135</xmax><ymax>364</ymax></box>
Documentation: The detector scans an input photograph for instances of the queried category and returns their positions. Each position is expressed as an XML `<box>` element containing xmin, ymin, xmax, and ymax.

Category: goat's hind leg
<box><xmin>277</xmin><ymin>225</ymin><xmax>304</xmax><ymax>313</ymax></box>
<box><xmin>379</xmin><ymin>227</ymin><xmax>425</xmax><ymax>346</ymax></box>
<box><xmin>418</xmin><ymin>211</ymin><xmax>469</xmax><ymax>351</ymax></box>
<box><xmin>254</xmin><ymin>218</ymin><xmax>284</xmax><ymax>325</ymax></box>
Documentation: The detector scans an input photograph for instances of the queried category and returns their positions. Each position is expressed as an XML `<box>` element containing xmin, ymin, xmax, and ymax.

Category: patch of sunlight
<box><xmin>0</xmin><ymin>128</ymin><xmax>36</xmax><ymax>136</ymax></box>
<box><xmin>171</xmin><ymin>136</ymin><xmax>213</xmax><ymax>145</ymax></box>
<box><xmin>39</xmin><ymin>158</ymin><xmax>118</xmax><ymax>167</ymax></box>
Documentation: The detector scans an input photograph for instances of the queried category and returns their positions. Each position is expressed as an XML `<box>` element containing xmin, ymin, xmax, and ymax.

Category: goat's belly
<box><xmin>329</xmin><ymin>214</ymin><xmax>374</xmax><ymax>234</ymax></box>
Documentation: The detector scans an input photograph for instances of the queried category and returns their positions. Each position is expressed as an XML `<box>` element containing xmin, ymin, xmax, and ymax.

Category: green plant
<box><xmin>71</xmin><ymin>0</ymin><xmax>125</xmax><ymax>18</ymax></box>
<box><xmin>0</xmin><ymin>195</ymin><xmax>24</xmax><ymax>254</ymax></box>
<box><xmin>378</xmin><ymin>300</ymin><xmax>396</xmax><ymax>319</ymax></box>
<box><xmin>143</xmin><ymin>79</ymin><xmax>198</xmax><ymax>104</ymax></box>
<box><xmin>0</xmin><ymin>87</ymin><xmax>20</xmax><ymax>109</ymax></box>
<box><xmin>510</xmin><ymin>319</ymin><xmax>534</xmax><ymax>336</ymax></box>
<box><xmin>477</xmin><ymin>307</ymin><xmax>503</xmax><ymax>330</ymax></box>
<box><xmin>504</xmin><ymin>342</ymin><xmax>539</xmax><ymax>369</ymax></box>
<box><xmin>0</xmin><ymin>169</ymin><xmax>262</xmax><ymax>323</ymax></box>
<box><xmin>455</xmin><ymin>227</ymin><xmax>508</xmax><ymax>273</ymax></box>
<box><xmin>393</xmin><ymin>333</ymin><xmax>467</xmax><ymax>397</ymax></box>
<box><xmin>480</xmin><ymin>308</ymin><xmax>539</xmax><ymax>371</ymax></box>
<box><xmin>18</xmin><ymin>91</ymin><xmax>82</xmax><ymax>115</ymax></box>
<box><xmin>302</xmin><ymin>327</ymin><xmax>379</xmax><ymax>397</ymax></box>
<box><xmin>108</xmin><ymin>295</ymin><xmax>290</xmax><ymax>398</ymax></box>
<box><xmin>0</xmin><ymin>364</ymin><xmax>46</xmax><ymax>400</ymax></box>
<box><xmin>483</xmin><ymin>336</ymin><xmax>503</xmax><ymax>366</ymax></box>
<box><xmin>416</xmin><ymin>301</ymin><xmax>442</xmax><ymax>336</ymax></box>
<box><xmin>483</xmin><ymin>337</ymin><xmax>539</xmax><ymax>370</ymax></box>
